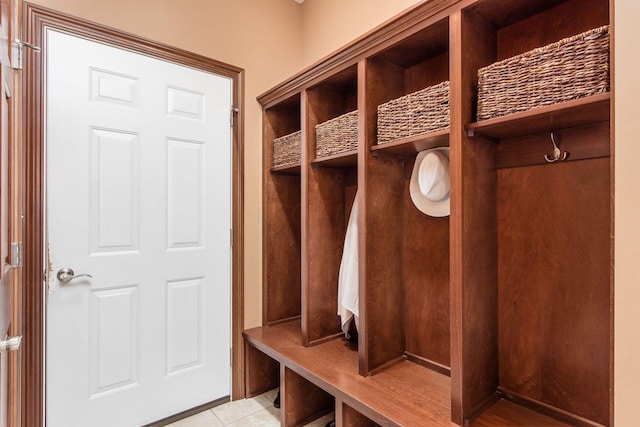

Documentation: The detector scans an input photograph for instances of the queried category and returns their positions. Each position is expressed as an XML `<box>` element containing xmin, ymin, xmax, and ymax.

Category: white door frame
<box><xmin>21</xmin><ymin>4</ymin><xmax>245</xmax><ymax>425</ymax></box>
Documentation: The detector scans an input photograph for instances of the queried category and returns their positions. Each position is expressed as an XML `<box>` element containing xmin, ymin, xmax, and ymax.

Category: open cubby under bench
<box><xmin>244</xmin><ymin>321</ymin><xmax>572</xmax><ymax>427</ymax></box>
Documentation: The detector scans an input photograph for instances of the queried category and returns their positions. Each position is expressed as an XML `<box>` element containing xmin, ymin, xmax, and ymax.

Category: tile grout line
<box><xmin>167</xmin><ymin>390</ymin><xmax>280</xmax><ymax>426</ymax></box>
<box><xmin>209</xmin><ymin>408</ymin><xmax>226</xmax><ymax>426</ymax></box>
<box><xmin>212</xmin><ymin>394</ymin><xmax>278</xmax><ymax>426</ymax></box>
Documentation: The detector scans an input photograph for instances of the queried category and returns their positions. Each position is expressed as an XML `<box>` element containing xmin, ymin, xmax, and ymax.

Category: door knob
<box><xmin>56</xmin><ymin>267</ymin><xmax>93</xmax><ymax>283</ymax></box>
<box><xmin>0</xmin><ymin>335</ymin><xmax>22</xmax><ymax>352</ymax></box>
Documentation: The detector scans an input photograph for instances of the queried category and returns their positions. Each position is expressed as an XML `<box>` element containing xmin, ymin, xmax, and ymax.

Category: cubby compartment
<box><xmin>452</xmin><ymin>2</ymin><xmax>612</xmax><ymax>425</ymax></box>
<box><xmin>457</xmin><ymin>4</ymin><xmax>611</xmax><ymax>425</ymax></box>
<box><xmin>463</xmin><ymin>0</ymin><xmax>610</xmax><ymax>131</ymax></box>
<box><xmin>302</xmin><ymin>66</ymin><xmax>359</xmax><ymax>346</ymax></box>
<box><xmin>302</xmin><ymin>161</ymin><xmax>357</xmax><ymax>346</ymax></box>
<box><xmin>308</xmin><ymin>64</ymin><xmax>358</xmax><ymax>164</ymax></box>
<box><xmin>338</xmin><ymin>401</ymin><xmax>380</xmax><ymax>427</ymax></box>
<box><xmin>496</xmin><ymin>126</ymin><xmax>610</xmax><ymax>425</ymax></box>
<box><xmin>267</xmin><ymin>93</ymin><xmax>302</xmax><ymax>173</ymax></box>
<box><xmin>458</xmin><ymin>123</ymin><xmax>611</xmax><ymax>426</ymax></box>
<box><xmin>282</xmin><ymin>367</ymin><xmax>334</xmax><ymax>426</ymax></box>
<box><xmin>463</xmin><ymin>0</ymin><xmax>609</xmax><ymax>65</ymax></box>
<box><xmin>263</xmin><ymin>94</ymin><xmax>302</xmax><ymax>326</ymax></box>
<box><xmin>244</xmin><ymin>343</ymin><xmax>280</xmax><ymax>398</ymax></box>
<box><xmin>359</xmin><ymin>149</ymin><xmax>450</xmax><ymax>376</ymax></box>
<box><xmin>360</xmin><ymin>18</ymin><xmax>451</xmax><ymax>377</ymax></box>
<box><xmin>401</xmin><ymin>153</ymin><xmax>450</xmax><ymax>372</ymax></box>
<box><xmin>367</xmin><ymin>17</ymin><xmax>449</xmax><ymax>157</ymax></box>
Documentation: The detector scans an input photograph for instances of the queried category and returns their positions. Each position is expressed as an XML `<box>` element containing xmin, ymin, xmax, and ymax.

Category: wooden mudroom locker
<box><xmin>244</xmin><ymin>0</ymin><xmax>615</xmax><ymax>425</ymax></box>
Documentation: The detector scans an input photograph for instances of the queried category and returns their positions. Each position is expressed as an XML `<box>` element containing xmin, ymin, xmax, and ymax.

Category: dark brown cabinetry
<box><xmin>246</xmin><ymin>0</ymin><xmax>612</xmax><ymax>425</ymax></box>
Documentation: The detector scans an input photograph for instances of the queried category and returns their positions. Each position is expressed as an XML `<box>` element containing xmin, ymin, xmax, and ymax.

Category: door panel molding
<box><xmin>22</xmin><ymin>3</ymin><xmax>245</xmax><ymax>425</ymax></box>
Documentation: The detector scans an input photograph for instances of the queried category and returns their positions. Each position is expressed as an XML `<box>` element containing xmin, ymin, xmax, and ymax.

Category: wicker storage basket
<box><xmin>272</xmin><ymin>130</ymin><xmax>301</xmax><ymax>167</ymax></box>
<box><xmin>315</xmin><ymin>111</ymin><xmax>358</xmax><ymax>158</ymax></box>
<box><xmin>477</xmin><ymin>26</ymin><xmax>610</xmax><ymax>121</ymax></box>
<box><xmin>377</xmin><ymin>81</ymin><xmax>450</xmax><ymax>145</ymax></box>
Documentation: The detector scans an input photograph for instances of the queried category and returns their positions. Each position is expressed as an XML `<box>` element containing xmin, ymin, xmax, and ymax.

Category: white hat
<box><xmin>409</xmin><ymin>147</ymin><xmax>450</xmax><ymax>217</ymax></box>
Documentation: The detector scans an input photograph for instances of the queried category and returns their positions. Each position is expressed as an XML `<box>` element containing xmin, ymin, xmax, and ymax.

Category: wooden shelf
<box><xmin>370</xmin><ymin>129</ymin><xmax>450</xmax><ymax>157</ymax></box>
<box><xmin>311</xmin><ymin>150</ymin><xmax>358</xmax><ymax>168</ymax></box>
<box><xmin>270</xmin><ymin>162</ymin><xmax>301</xmax><ymax>174</ymax></box>
<box><xmin>466</xmin><ymin>93</ymin><xmax>610</xmax><ymax>140</ymax></box>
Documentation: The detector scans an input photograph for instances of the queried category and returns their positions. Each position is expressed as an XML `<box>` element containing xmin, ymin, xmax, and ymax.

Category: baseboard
<box><xmin>308</xmin><ymin>331</ymin><xmax>345</xmax><ymax>347</ymax></box>
<box><xmin>404</xmin><ymin>352</ymin><xmax>451</xmax><ymax>377</ymax></box>
<box><xmin>464</xmin><ymin>391</ymin><xmax>502</xmax><ymax>426</ymax></box>
<box><xmin>498</xmin><ymin>387</ymin><xmax>607</xmax><ymax>427</ymax></box>
<box><xmin>265</xmin><ymin>315</ymin><xmax>302</xmax><ymax>326</ymax></box>
<box><xmin>367</xmin><ymin>355</ymin><xmax>407</xmax><ymax>376</ymax></box>
<box><xmin>143</xmin><ymin>396</ymin><xmax>230</xmax><ymax>427</ymax></box>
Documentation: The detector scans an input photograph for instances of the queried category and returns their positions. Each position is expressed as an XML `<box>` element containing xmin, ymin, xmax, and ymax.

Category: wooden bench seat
<box><xmin>244</xmin><ymin>321</ymin><xmax>572</xmax><ymax>426</ymax></box>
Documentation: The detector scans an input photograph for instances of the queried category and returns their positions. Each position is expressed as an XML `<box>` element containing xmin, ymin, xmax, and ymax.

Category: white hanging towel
<box><xmin>337</xmin><ymin>191</ymin><xmax>359</xmax><ymax>337</ymax></box>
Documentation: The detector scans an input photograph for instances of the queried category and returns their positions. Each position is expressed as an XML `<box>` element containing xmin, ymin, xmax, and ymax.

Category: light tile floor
<box><xmin>167</xmin><ymin>389</ymin><xmax>335</xmax><ymax>427</ymax></box>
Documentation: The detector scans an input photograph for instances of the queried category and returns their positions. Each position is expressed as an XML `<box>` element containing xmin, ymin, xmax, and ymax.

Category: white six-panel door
<box><xmin>46</xmin><ymin>30</ymin><xmax>232</xmax><ymax>427</ymax></box>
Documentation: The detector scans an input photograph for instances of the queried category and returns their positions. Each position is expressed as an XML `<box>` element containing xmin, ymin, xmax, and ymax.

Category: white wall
<box><xmin>300</xmin><ymin>0</ymin><xmax>421</xmax><ymax>67</ymax></box>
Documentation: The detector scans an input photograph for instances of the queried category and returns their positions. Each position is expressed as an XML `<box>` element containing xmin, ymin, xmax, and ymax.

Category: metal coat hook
<box><xmin>544</xmin><ymin>132</ymin><xmax>568</xmax><ymax>163</ymax></box>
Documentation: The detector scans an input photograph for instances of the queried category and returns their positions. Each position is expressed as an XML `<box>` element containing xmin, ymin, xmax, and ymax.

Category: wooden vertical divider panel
<box><xmin>450</xmin><ymin>8</ymin><xmax>499</xmax><ymax>425</ymax></box>
<box><xmin>263</xmin><ymin>96</ymin><xmax>302</xmax><ymax>326</ymax></box>
<box><xmin>303</xmin><ymin>66</ymin><xmax>358</xmax><ymax>346</ymax></box>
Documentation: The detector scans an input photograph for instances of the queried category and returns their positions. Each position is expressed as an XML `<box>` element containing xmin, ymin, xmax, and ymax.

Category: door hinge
<box><xmin>230</xmin><ymin>228</ymin><xmax>233</xmax><ymax>247</ymax></box>
<box><xmin>9</xmin><ymin>242</ymin><xmax>22</xmax><ymax>268</ymax></box>
<box><xmin>4</xmin><ymin>79</ymin><xmax>11</xmax><ymax>99</ymax></box>
<box><xmin>12</xmin><ymin>39</ymin><xmax>41</xmax><ymax>70</ymax></box>
<box><xmin>229</xmin><ymin>347</ymin><xmax>233</xmax><ymax>367</ymax></box>
<box><xmin>230</xmin><ymin>106</ymin><xmax>239</xmax><ymax>127</ymax></box>
<box><xmin>0</xmin><ymin>335</ymin><xmax>22</xmax><ymax>352</ymax></box>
